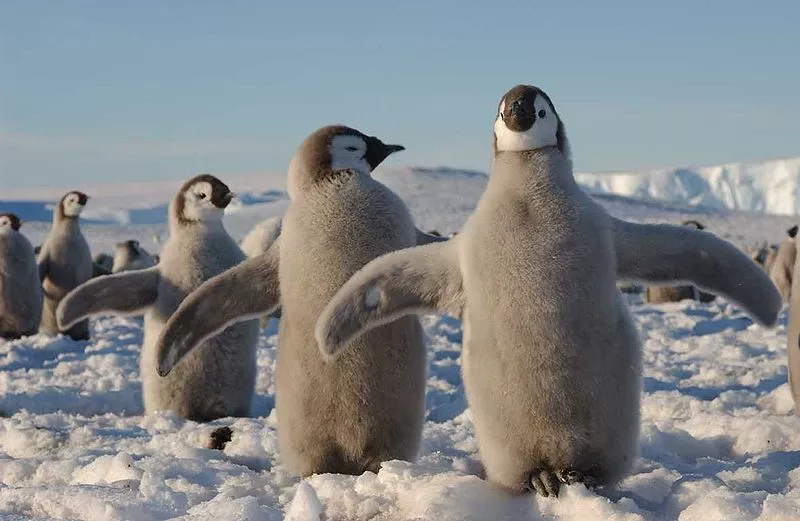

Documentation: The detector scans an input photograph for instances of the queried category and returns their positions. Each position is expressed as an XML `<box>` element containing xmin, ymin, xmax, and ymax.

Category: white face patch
<box><xmin>182</xmin><ymin>181</ymin><xmax>223</xmax><ymax>222</ymax></box>
<box><xmin>62</xmin><ymin>193</ymin><xmax>85</xmax><ymax>217</ymax></box>
<box><xmin>0</xmin><ymin>216</ymin><xmax>13</xmax><ymax>235</ymax></box>
<box><xmin>329</xmin><ymin>135</ymin><xmax>369</xmax><ymax>174</ymax></box>
<box><xmin>493</xmin><ymin>96</ymin><xmax>559</xmax><ymax>152</ymax></box>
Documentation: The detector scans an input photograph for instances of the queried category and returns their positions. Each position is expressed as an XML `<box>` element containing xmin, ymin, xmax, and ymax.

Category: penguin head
<box><xmin>288</xmin><ymin>125</ymin><xmax>405</xmax><ymax>198</ymax></box>
<box><xmin>60</xmin><ymin>191</ymin><xmax>89</xmax><ymax>218</ymax></box>
<box><xmin>493</xmin><ymin>85</ymin><xmax>568</xmax><ymax>156</ymax></box>
<box><xmin>117</xmin><ymin>239</ymin><xmax>141</xmax><ymax>255</ymax></box>
<box><xmin>174</xmin><ymin>174</ymin><xmax>234</xmax><ymax>225</ymax></box>
<box><xmin>0</xmin><ymin>213</ymin><xmax>21</xmax><ymax>234</ymax></box>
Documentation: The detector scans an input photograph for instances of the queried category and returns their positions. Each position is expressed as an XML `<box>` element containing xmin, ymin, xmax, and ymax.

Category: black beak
<box><xmin>365</xmin><ymin>137</ymin><xmax>405</xmax><ymax>170</ymax></box>
<box><xmin>77</xmin><ymin>193</ymin><xmax>89</xmax><ymax>206</ymax></box>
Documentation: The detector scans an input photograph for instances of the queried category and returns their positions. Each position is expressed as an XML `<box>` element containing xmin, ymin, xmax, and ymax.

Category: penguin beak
<box><xmin>384</xmin><ymin>144</ymin><xmax>405</xmax><ymax>154</ymax></box>
<box><xmin>214</xmin><ymin>191</ymin><xmax>234</xmax><ymax>209</ymax></box>
<box><xmin>365</xmin><ymin>137</ymin><xmax>406</xmax><ymax>170</ymax></box>
<box><xmin>78</xmin><ymin>193</ymin><xmax>89</xmax><ymax>206</ymax></box>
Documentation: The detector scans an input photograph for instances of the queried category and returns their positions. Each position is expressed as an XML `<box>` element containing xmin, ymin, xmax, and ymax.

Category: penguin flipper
<box><xmin>155</xmin><ymin>240</ymin><xmax>281</xmax><ymax>377</ymax></box>
<box><xmin>38</xmin><ymin>254</ymin><xmax>49</xmax><ymax>283</ymax></box>
<box><xmin>415</xmin><ymin>228</ymin><xmax>449</xmax><ymax>245</ymax></box>
<box><xmin>612</xmin><ymin>218</ymin><xmax>782</xmax><ymax>326</ymax></box>
<box><xmin>56</xmin><ymin>267</ymin><xmax>160</xmax><ymax>330</ymax></box>
<box><xmin>315</xmin><ymin>239</ymin><xmax>464</xmax><ymax>360</ymax></box>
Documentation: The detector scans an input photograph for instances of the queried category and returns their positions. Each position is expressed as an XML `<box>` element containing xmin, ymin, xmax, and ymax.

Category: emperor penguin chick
<box><xmin>314</xmin><ymin>85</ymin><xmax>782</xmax><ymax>497</ymax></box>
<box><xmin>153</xmin><ymin>125</ymin><xmax>445</xmax><ymax>476</ymax></box>
<box><xmin>0</xmin><ymin>213</ymin><xmax>43</xmax><ymax>339</ymax></box>
<box><xmin>770</xmin><ymin>225</ymin><xmax>798</xmax><ymax>304</ymax></box>
<box><xmin>56</xmin><ymin>174</ymin><xmax>259</xmax><ymax>422</ymax></box>
<box><xmin>38</xmin><ymin>191</ymin><xmax>93</xmax><ymax>340</ymax></box>
<box><xmin>111</xmin><ymin>239</ymin><xmax>158</xmax><ymax>273</ymax></box>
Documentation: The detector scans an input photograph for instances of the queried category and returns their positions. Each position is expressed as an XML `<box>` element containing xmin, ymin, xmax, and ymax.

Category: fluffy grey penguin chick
<box><xmin>56</xmin><ymin>174</ymin><xmax>259</xmax><ymax>422</ymax></box>
<box><xmin>784</xmin><ymin>225</ymin><xmax>800</xmax><ymax>411</ymax></box>
<box><xmin>770</xmin><ymin>225</ymin><xmax>798</xmax><ymax>304</ymax></box>
<box><xmin>111</xmin><ymin>239</ymin><xmax>158</xmax><ymax>273</ymax></box>
<box><xmin>153</xmin><ymin>125</ymin><xmax>445</xmax><ymax>477</ymax></box>
<box><xmin>0</xmin><ymin>213</ymin><xmax>43</xmax><ymax>339</ymax></box>
<box><xmin>240</xmin><ymin>216</ymin><xmax>284</xmax><ymax>325</ymax></box>
<box><xmin>37</xmin><ymin>191</ymin><xmax>93</xmax><ymax>340</ymax></box>
<box><xmin>314</xmin><ymin>85</ymin><xmax>782</xmax><ymax>497</ymax></box>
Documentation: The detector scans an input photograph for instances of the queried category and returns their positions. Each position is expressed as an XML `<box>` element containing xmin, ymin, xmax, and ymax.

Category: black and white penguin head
<box><xmin>288</xmin><ymin>125</ymin><xmax>405</xmax><ymax>198</ymax></box>
<box><xmin>117</xmin><ymin>239</ymin><xmax>141</xmax><ymax>254</ymax></box>
<box><xmin>173</xmin><ymin>174</ymin><xmax>234</xmax><ymax>224</ymax></box>
<box><xmin>493</xmin><ymin>85</ymin><xmax>568</xmax><ymax>156</ymax></box>
<box><xmin>60</xmin><ymin>191</ymin><xmax>89</xmax><ymax>219</ymax></box>
<box><xmin>0</xmin><ymin>213</ymin><xmax>21</xmax><ymax>234</ymax></box>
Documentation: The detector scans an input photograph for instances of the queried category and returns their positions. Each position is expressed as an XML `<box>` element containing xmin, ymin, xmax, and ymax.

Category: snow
<box><xmin>1</xmin><ymin>164</ymin><xmax>800</xmax><ymax>520</ymax></box>
<box><xmin>576</xmin><ymin>156</ymin><xmax>800</xmax><ymax>216</ymax></box>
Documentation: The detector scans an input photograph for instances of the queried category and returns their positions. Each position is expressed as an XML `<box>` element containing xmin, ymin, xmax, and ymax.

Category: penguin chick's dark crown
<box><xmin>497</xmin><ymin>84</ymin><xmax>568</xmax><ymax>155</ymax></box>
<box><xmin>0</xmin><ymin>213</ymin><xmax>22</xmax><ymax>231</ymax></box>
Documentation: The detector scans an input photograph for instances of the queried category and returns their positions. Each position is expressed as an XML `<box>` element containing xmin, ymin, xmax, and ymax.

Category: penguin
<box><xmin>645</xmin><ymin>220</ymin><xmax>717</xmax><ymax>304</ymax></box>
<box><xmin>0</xmin><ymin>213</ymin><xmax>43</xmax><ymax>339</ymax></box>
<box><xmin>770</xmin><ymin>225</ymin><xmax>798</xmax><ymax>304</ymax></box>
<box><xmin>56</xmin><ymin>174</ymin><xmax>259</xmax><ymax>422</ymax></box>
<box><xmin>313</xmin><ymin>85</ymin><xmax>782</xmax><ymax>497</ymax></box>
<box><xmin>152</xmin><ymin>125</ymin><xmax>446</xmax><ymax>477</ymax></box>
<box><xmin>763</xmin><ymin>244</ymin><xmax>780</xmax><ymax>273</ymax></box>
<box><xmin>786</xmin><ymin>227</ymin><xmax>800</xmax><ymax>413</ymax></box>
<box><xmin>37</xmin><ymin>191</ymin><xmax>93</xmax><ymax>340</ymax></box>
<box><xmin>92</xmin><ymin>253</ymin><xmax>114</xmax><ymax>277</ymax></box>
<box><xmin>240</xmin><ymin>216</ymin><xmax>283</xmax><ymax>258</ymax></box>
<box><xmin>111</xmin><ymin>239</ymin><xmax>158</xmax><ymax>273</ymax></box>
<box><xmin>239</xmin><ymin>216</ymin><xmax>284</xmax><ymax>324</ymax></box>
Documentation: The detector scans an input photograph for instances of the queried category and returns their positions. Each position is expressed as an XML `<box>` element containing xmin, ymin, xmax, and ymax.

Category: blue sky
<box><xmin>1</xmin><ymin>1</ymin><xmax>799</xmax><ymax>188</ymax></box>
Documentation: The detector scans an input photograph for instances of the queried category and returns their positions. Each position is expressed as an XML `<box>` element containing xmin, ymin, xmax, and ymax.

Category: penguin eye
<box><xmin>198</xmin><ymin>193</ymin><xmax>207</xmax><ymax>200</ymax></box>
<box><xmin>345</xmin><ymin>146</ymin><xmax>358</xmax><ymax>152</ymax></box>
<box><xmin>538</xmin><ymin>109</ymin><xmax>546</xmax><ymax>118</ymax></box>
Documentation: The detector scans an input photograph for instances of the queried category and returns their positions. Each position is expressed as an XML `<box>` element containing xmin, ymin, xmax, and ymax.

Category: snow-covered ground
<box><xmin>1</xmin><ymin>165</ymin><xmax>800</xmax><ymax>520</ymax></box>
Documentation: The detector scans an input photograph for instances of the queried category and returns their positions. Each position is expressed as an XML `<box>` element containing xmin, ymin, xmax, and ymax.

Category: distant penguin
<box><xmin>153</xmin><ymin>125</ymin><xmax>445</xmax><ymax>477</ymax></box>
<box><xmin>770</xmin><ymin>225</ymin><xmax>798</xmax><ymax>304</ymax></box>
<box><xmin>764</xmin><ymin>244</ymin><xmax>780</xmax><ymax>273</ymax></box>
<box><xmin>785</xmin><ymin>224</ymin><xmax>800</xmax><ymax>413</ymax></box>
<box><xmin>240</xmin><ymin>216</ymin><xmax>282</xmax><ymax>258</ymax></box>
<box><xmin>92</xmin><ymin>253</ymin><xmax>114</xmax><ymax>277</ymax></box>
<box><xmin>646</xmin><ymin>220</ymin><xmax>716</xmax><ymax>304</ymax></box>
<box><xmin>56</xmin><ymin>174</ymin><xmax>259</xmax><ymax>422</ymax></box>
<box><xmin>240</xmin><ymin>216</ymin><xmax>284</xmax><ymax>324</ymax></box>
<box><xmin>111</xmin><ymin>239</ymin><xmax>158</xmax><ymax>273</ymax></box>
<box><xmin>313</xmin><ymin>85</ymin><xmax>781</xmax><ymax>497</ymax></box>
<box><xmin>0</xmin><ymin>213</ymin><xmax>43</xmax><ymax>339</ymax></box>
<box><xmin>37</xmin><ymin>191</ymin><xmax>93</xmax><ymax>340</ymax></box>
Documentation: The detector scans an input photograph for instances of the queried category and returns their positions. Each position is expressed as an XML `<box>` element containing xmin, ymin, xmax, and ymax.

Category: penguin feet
<box><xmin>527</xmin><ymin>468</ymin><xmax>561</xmax><ymax>497</ymax></box>
<box><xmin>527</xmin><ymin>467</ymin><xmax>600</xmax><ymax>497</ymax></box>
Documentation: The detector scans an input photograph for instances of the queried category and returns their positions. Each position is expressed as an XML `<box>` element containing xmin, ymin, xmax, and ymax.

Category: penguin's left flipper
<box><xmin>155</xmin><ymin>240</ymin><xmax>281</xmax><ymax>377</ymax></box>
<box><xmin>315</xmin><ymin>239</ymin><xmax>464</xmax><ymax>360</ymax></box>
<box><xmin>415</xmin><ymin>227</ymin><xmax>450</xmax><ymax>245</ymax></box>
<box><xmin>56</xmin><ymin>266</ymin><xmax>161</xmax><ymax>330</ymax></box>
<box><xmin>612</xmin><ymin>218</ymin><xmax>782</xmax><ymax>326</ymax></box>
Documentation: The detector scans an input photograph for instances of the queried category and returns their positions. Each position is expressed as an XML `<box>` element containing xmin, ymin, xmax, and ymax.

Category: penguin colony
<box><xmin>0</xmin><ymin>83</ymin><xmax>790</xmax><ymax>499</ymax></box>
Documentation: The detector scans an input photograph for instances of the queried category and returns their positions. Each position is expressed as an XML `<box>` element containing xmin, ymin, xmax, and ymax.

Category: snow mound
<box><xmin>577</xmin><ymin>157</ymin><xmax>800</xmax><ymax>216</ymax></box>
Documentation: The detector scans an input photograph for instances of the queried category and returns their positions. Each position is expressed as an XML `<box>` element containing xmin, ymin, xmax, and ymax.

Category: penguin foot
<box><xmin>527</xmin><ymin>468</ymin><xmax>561</xmax><ymax>497</ymax></box>
<box><xmin>555</xmin><ymin>467</ymin><xmax>600</xmax><ymax>489</ymax></box>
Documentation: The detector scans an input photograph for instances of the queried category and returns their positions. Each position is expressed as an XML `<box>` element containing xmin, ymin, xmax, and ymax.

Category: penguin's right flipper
<box><xmin>315</xmin><ymin>239</ymin><xmax>464</xmax><ymax>360</ymax></box>
<box><xmin>612</xmin><ymin>218</ymin><xmax>782</xmax><ymax>326</ymax></box>
<box><xmin>57</xmin><ymin>267</ymin><xmax>160</xmax><ymax>330</ymax></box>
<box><xmin>155</xmin><ymin>240</ymin><xmax>281</xmax><ymax>377</ymax></box>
